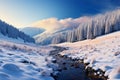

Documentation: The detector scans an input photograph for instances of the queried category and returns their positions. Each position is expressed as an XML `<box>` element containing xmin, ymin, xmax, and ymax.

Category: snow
<box><xmin>0</xmin><ymin>40</ymin><xmax>54</xmax><ymax>80</ymax></box>
<box><xmin>48</xmin><ymin>9</ymin><xmax>120</xmax><ymax>45</ymax></box>
<box><xmin>32</xmin><ymin>17</ymin><xmax>88</xmax><ymax>44</ymax></box>
<box><xmin>0</xmin><ymin>26</ymin><xmax>120</xmax><ymax>80</ymax></box>
<box><xmin>0</xmin><ymin>20</ymin><xmax>35</xmax><ymax>43</ymax></box>
<box><xmin>0</xmin><ymin>33</ymin><xmax>25</xmax><ymax>43</ymax></box>
<box><xmin>57</xmin><ymin>31</ymin><xmax>120</xmax><ymax>80</ymax></box>
<box><xmin>20</xmin><ymin>27</ymin><xmax>45</xmax><ymax>37</ymax></box>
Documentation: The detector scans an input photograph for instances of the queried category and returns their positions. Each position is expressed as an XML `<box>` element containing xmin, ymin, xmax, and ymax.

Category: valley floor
<box><xmin>0</xmin><ymin>31</ymin><xmax>120</xmax><ymax>80</ymax></box>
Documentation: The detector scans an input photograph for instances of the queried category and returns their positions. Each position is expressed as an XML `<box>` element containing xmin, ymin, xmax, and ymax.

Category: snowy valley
<box><xmin>0</xmin><ymin>8</ymin><xmax>120</xmax><ymax>80</ymax></box>
<box><xmin>0</xmin><ymin>30</ymin><xmax>120</xmax><ymax>80</ymax></box>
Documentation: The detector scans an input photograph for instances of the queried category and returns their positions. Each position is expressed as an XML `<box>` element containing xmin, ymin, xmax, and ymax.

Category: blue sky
<box><xmin>0</xmin><ymin>0</ymin><xmax>120</xmax><ymax>28</ymax></box>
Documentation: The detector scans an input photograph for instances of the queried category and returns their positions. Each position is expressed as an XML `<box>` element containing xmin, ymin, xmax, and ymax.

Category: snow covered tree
<box><xmin>51</xmin><ymin>9</ymin><xmax>120</xmax><ymax>44</ymax></box>
<box><xmin>0</xmin><ymin>20</ymin><xmax>35</xmax><ymax>43</ymax></box>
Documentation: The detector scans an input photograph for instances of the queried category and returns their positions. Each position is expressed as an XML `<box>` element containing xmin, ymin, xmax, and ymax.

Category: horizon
<box><xmin>0</xmin><ymin>0</ymin><xmax>120</xmax><ymax>28</ymax></box>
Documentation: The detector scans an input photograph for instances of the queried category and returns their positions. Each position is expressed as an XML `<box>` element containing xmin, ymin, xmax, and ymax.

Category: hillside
<box><xmin>56</xmin><ymin>31</ymin><xmax>120</xmax><ymax>80</ymax></box>
<box><xmin>20</xmin><ymin>27</ymin><xmax>45</xmax><ymax>37</ymax></box>
<box><xmin>28</xmin><ymin>9</ymin><xmax>120</xmax><ymax>45</ymax></box>
<box><xmin>51</xmin><ymin>9</ymin><xmax>120</xmax><ymax>44</ymax></box>
<box><xmin>22</xmin><ymin>17</ymin><xmax>89</xmax><ymax>45</ymax></box>
<box><xmin>0</xmin><ymin>39</ymin><xmax>54</xmax><ymax>80</ymax></box>
<box><xmin>0</xmin><ymin>20</ymin><xmax>35</xmax><ymax>43</ymax></box>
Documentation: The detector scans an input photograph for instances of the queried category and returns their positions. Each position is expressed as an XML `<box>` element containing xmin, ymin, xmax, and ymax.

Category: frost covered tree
<box><xmin>86</xmin><ymin>20</ymin><xmax>94</xmax><ymax>39</ymax></box>
<box><xmin>51</xmin><ymin>9</ymin><xmax>120</xmax><ymax>44</ymax></box>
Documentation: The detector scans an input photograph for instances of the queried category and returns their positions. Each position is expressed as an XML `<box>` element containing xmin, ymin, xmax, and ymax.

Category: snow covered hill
<box><xmin>0</xmin><ymin>39</ymin><xmax>54</xmax><ymax>80</ymax></box>
<box><xmin>51</xmin><ymin>9</ymin><xmax>120</xmax><ymax>44</ymax></box>
<box><xmin>56</xmin><ymin>31</ymin><xmax>120</xmax><ymax>80</ymax></box>
<box><xmin>0</xmin><ymin>20</ymin><xmax>35</xmax><ymax>43</ymax></box>
<box><xmin>24</xmin><ymin>9</ymin><xmax>120</xmax><ymax>45</ymax></box>
<box><xmin>20</xmin><ymin>27</ymin><xmax>45</xmax><ymax>37</ymax></box>
<box><xmin>25</xmin><ymin>17</ymin><xmax>89</xmax><ymax>45</ymax></box>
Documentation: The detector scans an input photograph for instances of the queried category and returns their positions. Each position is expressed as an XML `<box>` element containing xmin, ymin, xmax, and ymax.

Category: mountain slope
<box><xmin>31</xmin><ymin>17</ymin><xmax>89</xmax><ymax>45</ymax></box>
<box><xmin>51</xmin><ymin>9</ymin><xmax>120</xmax><ymax>44</ymax></box>
<box><xmin>20</xmin><ymin>27</ymin><xmax>45</xmax><ymax>37</ymax></box>
<box><xmin>0</xmin><ymin>20</ymin><xmax>35</xmax><ymax>43</ymax></box>
<box><xmin>56</xmin><ymin>31</ymin><xmax>120</xmax><ymax>80</ymax></box>
<box><xmin>28</xmin><ymin>9</ymin><xmax>120</xmax><ymax>45</ymax></box>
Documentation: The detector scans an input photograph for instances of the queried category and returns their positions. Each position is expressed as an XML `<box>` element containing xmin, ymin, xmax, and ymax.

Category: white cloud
<box><xmin>31</xmin><ymin>16</ymin><xmax>90</xmax><ymax>31</ymax></box>
<box><xmin>31</xmin><ymin>18</ymin><xmax>64</xmax><ymax>31</ymax></box>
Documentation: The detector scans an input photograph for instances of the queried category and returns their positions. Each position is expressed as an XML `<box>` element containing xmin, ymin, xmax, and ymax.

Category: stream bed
<box><xmin>49</xmin><ymin>46</ymin><xmax>106</xmax><ymax>80</ymax></box>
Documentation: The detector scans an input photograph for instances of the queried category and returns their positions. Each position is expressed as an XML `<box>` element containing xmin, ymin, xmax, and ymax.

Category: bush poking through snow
<box><xmin>114</xmin><ymin>51</ymin><xmax>120</xmax><ymax>56</ymax></box>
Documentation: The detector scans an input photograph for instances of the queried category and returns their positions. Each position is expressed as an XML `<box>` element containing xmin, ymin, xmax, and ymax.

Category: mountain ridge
<box><xmin>20</xmin><ymin>27</ymin><xmax>45</xmax><ymax>37</ymax></box>
<box><xmin>0</xmin><ymin>20</ymin><xmax>35</xmax><ymax>43</ymax></box>
<box><xmin>21</xmin><ymin>9</ymin><xmax>120</xmax><ymax>45</ymax></box>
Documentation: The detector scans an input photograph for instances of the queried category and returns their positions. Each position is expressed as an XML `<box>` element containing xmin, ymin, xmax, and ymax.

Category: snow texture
<box><xmin>57</xmin><ymin>31</ymin><xmax>120</xmax><ymax>80</ymax></box>
<box><xmin>0</xmin><ymin>40</ymin><xmax>54</xmax><ymax>80</ymax></box>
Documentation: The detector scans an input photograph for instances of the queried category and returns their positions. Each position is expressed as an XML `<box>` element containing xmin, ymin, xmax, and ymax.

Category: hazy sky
<box><xmin>0</xmin><ymin>0</ymin><xmax>120</xmax><ymax>28</ymax></box>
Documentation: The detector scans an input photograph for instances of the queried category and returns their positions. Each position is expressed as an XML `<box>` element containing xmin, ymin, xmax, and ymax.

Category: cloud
<box><xmin>31</xmin><ymin>18</ymin><xmax>63</xmax><ymax>31</ymax></box>
<box><xmin>31</xmin><ymin>17</ymin><xmax>90</xmax><ymax>31</ymax></box>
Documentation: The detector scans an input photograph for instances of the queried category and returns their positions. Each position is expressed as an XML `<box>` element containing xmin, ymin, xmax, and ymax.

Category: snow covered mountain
<box><xmin>29</xmin><ymin>9</ymin><xmax>120</xmax><ymax>45</ymax></box>
<box><xmin>0</xmin><ymin>20</ymin><xmax>35</xmax><ymax>43</ymax></box>
<box><xmin>20</xmin><ymin>27</ymin><xmax>45</xmax><ymax>37</ymax></box>
<box><xmin>30</xmin><ymin>17</ymin><xmax>89</xmax><ymax>45</ymax></box>
<box><xmin>51</xmin><ymin>9</ymin><xmax>120</xmax><ymax>44</ymax></box>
